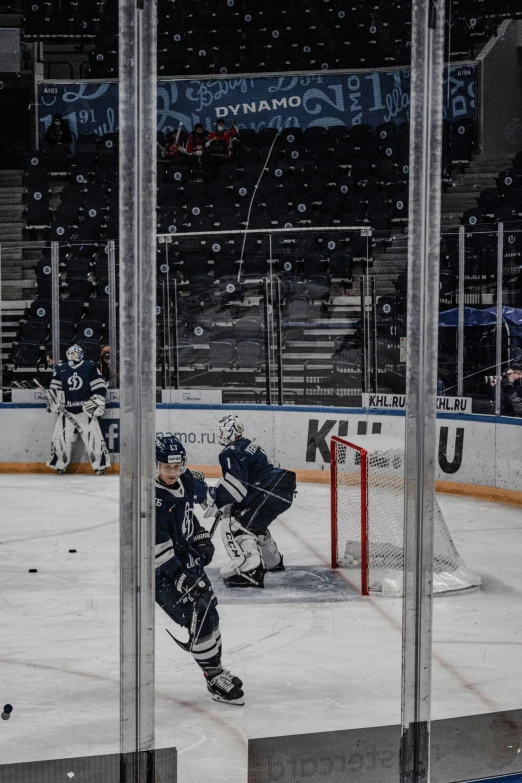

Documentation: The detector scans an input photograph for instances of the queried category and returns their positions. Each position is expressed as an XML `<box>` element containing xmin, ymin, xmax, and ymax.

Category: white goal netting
<box><xmin>331</xmin><ymin>436</ymin><xmax>481</xmax><ymax>597</ymax></box>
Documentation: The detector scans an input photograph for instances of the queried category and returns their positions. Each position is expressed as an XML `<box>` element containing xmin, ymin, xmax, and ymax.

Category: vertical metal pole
<box><xmin>51</xmin><ymin>241</ymin><xmax>60</xmax><ymax>364</ymax></box>
<box><xmin>495</xmin><ymin>223</ymin><xmax>504</xmax><ymax>416</ymax></box>
<box><xmin>0</xmin><ymin>244</ymin><xmax>3</xmax><ymax>400</ymax></box>
<box><xmin>108</xmin><ymin>240</ymin><xmax>118</xmax><ymax>388</ymax></box>
<box><xmin>371</xmin><ymin>276</ymin><xmax>378</xmax><ymax>393</ymax></box>
<box><xmin>360</xmin><ymin>276</ymin><xmax>368</xmax><ymax>394</ymax></box>
<box><xmin>161</xmin><ymin>281</ymin><xmax>168</xmax><ymax>390</ymax></box>
<box><xmin>263</xmin><ymin>277</ymin><xmax>273</xmax><ymax>405</ymax></box>
<box><xmin>173</xmin><ymin>279</ymin><xmax>180</xmax><ymax>390</ymax></box>
<box><xmin>275</xmin><ymin>276</ymin><xmax>284</xmax><ymax>405</ymax></box>
<box><xmin>401</xmin><ymin>2</ymin><xmax>445</xmax><ymax>783</ymax></box>
<box><xmin>119</xmin><ymin>0</ymin><xmax>157</xmax><ymax>777</ymax></box>
<box><xmin>457</xmin><ymin>226</ymin><xmax>465</xmax><ymax>397</ymax></box>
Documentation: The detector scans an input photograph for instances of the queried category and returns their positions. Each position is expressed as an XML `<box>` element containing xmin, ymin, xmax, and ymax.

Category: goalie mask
<box><xmin>66</xmin><ymin>344</ymin><xmax>84</xmax><ymax>364</ymax></box>
<box><xmin>155</xmin><ymin>435</ymin><xmax>187</xmax><ymax>478</ymax></box>
<box><xmin>217</xmin><ymin>415</ymin><xmax>244</xmax><ymax>446</ymax></box>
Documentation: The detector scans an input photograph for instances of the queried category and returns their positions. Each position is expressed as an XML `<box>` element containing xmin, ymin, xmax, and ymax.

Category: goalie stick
<box><xmin>166</xmin><ymin>509</ymin><xmax>223</xmax><ymax>653</ymax></box>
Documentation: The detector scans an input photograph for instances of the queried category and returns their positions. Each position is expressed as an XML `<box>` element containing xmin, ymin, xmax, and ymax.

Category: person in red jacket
<box><xmin>186</xmin><ymin>123</ymin><xmax>209</xmax><ymax>155</ymax></box>
<box><xmin>206</xmin><ymin>120</ymin><xmax>238</xmax><ymax>160</ymax></box>
<box><xmin>163</xmin><ymin>131</ymin><xmax>184</xmax><ymax>158</ymax></box>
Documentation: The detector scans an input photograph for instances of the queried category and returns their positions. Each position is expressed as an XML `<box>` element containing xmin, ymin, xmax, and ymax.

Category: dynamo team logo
<box><xmin>68</xmin><ymin>372</ymin><xmax>83</xmax><ymax>391</ymax></box>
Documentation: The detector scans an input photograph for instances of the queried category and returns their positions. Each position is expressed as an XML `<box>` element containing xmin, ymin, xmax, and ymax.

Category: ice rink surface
<box><xmin>1</xmin><ymin>474</ymin><xmax>521</xmax><ymax>782</ymax></box>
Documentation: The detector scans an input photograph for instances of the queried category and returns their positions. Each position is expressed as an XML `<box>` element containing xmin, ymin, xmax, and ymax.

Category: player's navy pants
<box><xmin>233</xmin><ymin>469</ymin><xmax>296</xmax><ymax>534</ymax></box>
<box><xmin>156</xmin><ymin>575</ymin><xmax>222</xmax><ymax>673</ymax></box>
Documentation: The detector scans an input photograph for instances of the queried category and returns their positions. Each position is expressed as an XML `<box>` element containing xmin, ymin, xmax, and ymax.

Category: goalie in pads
<box><xmin>46</xmin><ymin>344</ymin><xmax>110</xmax><ymax>475</ymax></box>
<box><xmin>206</xmin><ymin>415</ymin><xmax>296</xmax><ymax>588</ymax></box>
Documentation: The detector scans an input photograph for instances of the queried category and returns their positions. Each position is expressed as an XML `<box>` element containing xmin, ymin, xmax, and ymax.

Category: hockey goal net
<box><xmin>330</xmin><ymin>435</ymin><xmax>481</xmax><ymax>597</ymax></box>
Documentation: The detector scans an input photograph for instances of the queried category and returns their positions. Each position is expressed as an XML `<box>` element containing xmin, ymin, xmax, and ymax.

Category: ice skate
<box><xmin>204</xmin><ymin>669</ymin><xmax>245</xmax><ymax>705</ymax></box>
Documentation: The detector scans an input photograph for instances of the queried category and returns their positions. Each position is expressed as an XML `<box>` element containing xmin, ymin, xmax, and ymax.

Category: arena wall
<box><xmin>0</xmin><ymin>403</ymin><xmax>521</xmax><ymax>503</ymax></box>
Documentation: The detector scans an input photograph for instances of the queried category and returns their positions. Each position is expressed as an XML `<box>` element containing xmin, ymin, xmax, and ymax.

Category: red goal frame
<box><xmin>330</xmin><ymin>436</ymin><xmax>369</xmax><ymax>595</ymax></box>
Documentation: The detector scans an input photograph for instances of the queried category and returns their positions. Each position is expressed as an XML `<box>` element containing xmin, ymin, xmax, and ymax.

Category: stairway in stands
<box><xmin>368</xmin><ymin>152</ymin><xmax>507</xmax><ymax>299</ymax></box>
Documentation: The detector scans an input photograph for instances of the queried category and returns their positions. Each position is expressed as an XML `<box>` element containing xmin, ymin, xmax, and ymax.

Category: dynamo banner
<box><xmin>38</xmin><ymin>64</ymin><xmax>475</xmax><ymax>140</ymax></box>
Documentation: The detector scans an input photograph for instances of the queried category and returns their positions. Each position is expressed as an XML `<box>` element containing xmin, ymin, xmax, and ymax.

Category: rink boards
<box><xmin>0</xmin><ymin>403</ymin><xmax>521</xmax><ymax>501</ymax></box>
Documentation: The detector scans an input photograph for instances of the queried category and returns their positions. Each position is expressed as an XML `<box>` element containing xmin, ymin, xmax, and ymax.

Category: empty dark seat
<box><xmin>209</xmin><ymin>341</ymin><xmax>235</xmax><ymax>368</ymax></box>
<box><xmin>88</xmin><ymin>297</ymin><xmax>109</xmax><ymax>323</ymax></box>
<box><xmin>61</xmin><ymin>297</ymin><xmax>85</xmax><ymax>322</ymax></box>
<box><xmin>59</xmin><ymin>318</ymin><xmax>76</xmax><ymax>342</ymax></box>
<box><xmin>79</xmin><ymin>339</ymin><xmax>102</xmax><ymax>361</ymax></box>
<box><xmin>77</xmin><ymin>318</ymin><xmax>103</xmax><ymax>341</ymax></box>
<box><xmin>13</xmin><ymin>340</ymin><xmax>41</xmax><ymax>368</ymax></box>
<box><xmin>236</xmin><ymin>340</ymin><xmax>263</xmax><ymax>369</ymax></box>
<box><xmin>21</xmin><ymin>319</ymin><xmax>48</xmax><ymax>342</ymax></box>
<box><xmin>30</xmin><ymin>299</ymin><xmax>52</xmax><ymax>321</ymax></box>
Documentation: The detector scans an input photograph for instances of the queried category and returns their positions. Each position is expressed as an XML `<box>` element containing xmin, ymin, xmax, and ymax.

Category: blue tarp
<box><xmin>439</xmin><ymin>307</ymin><xmax>522</xmax><ymax>327</ymax></box>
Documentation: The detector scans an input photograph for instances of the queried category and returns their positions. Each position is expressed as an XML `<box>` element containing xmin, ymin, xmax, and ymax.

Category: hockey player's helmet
<box><xmin>155</xmin><ymin>435</ymin><xmax>187</xmax><ymax>473</ymax></box>
<box><xmin>217</xmin><ymin>415</ymin><xmax>244</xmax><ymax>446</ymax></box>
<box><xmin>66</xmin><ymin>344</ymin><xmax>84</xmax><ymax>363</ymax></box>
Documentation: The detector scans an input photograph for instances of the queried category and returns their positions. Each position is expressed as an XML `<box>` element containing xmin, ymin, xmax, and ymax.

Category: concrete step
<box><xmin>0</xmin><ymin>232</ymin><xmax>24</xmax><ymax>242</ymax></box>
<box><xmin>22</xmin><ymin>269</ymin><xmax>36</xmax><ymax>280</ymax></box>
<box><xmin>2</xmin><ymin>268</ymin><xmax>22</xmax><ymax>280</ymax></box>
<box><xmin>450</xmin><ymin>182</ymin><xmax>495</xmax><ymax>194</ymax></box>
<box><xmin>0</xmin><ymin>205</ymin><xmax>24</xmax><ymax>219</ymax></box>
<box><xmin>0</xmin><ymin>249</ymin><xmax>23</xmax><ymax>262</ymax></box>
<box><xmin>0</xmin><ymin>288</ymin><xmax>26</xmax><ymax>300</ymax></box>
<box><xmin>442</xmin><ymin>194</ymin><xmax>478</xmax><ymax>206</ymax></box>
<box><xmin>0</xmin><ymin>174</ymin><xmax>23</xmax><ymax>187</ymax></box>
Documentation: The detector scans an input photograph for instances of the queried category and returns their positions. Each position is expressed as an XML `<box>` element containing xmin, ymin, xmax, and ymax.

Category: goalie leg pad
<box><xmin>257</xmin><ymin>529</ymin><xmax>284</xmax><ymax>571</ymax></box>
<box><xmin>46</xmin><ymin>413</ymin><xmax>75</xmax><ymax>471</ymax></box>
<box><xmin>220</xmin><ymin>507</ymin><xmax>264</xmax><ymax>587</ymax></box>
<box><xmin>76</xmin><ymin>412</ymin><xmax>111</xmax><ymax>471</ymax></box>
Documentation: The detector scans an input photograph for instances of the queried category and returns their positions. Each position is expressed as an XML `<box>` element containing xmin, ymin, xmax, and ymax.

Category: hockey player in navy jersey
<box><xmin>45</xmin><ymin>344</ymin><xmax>110</xmax><ymax>475</ymax></box>
<box><xmin>206</xmin><ymin>415</ymin><xmax>296</xmax><ymax>588</ymax></box>
<box><xmin>155</xmin><ymin>435</ymin><xmax>245</xmax><ymax>705</ymax></box>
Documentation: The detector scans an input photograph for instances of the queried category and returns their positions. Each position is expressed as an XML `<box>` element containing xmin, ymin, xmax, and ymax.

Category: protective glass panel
<box><xmin>0</xmin><ymin>0</ymin><xmax>124</xmax><ymax>770</ymax></box>
<box><xmin>153</xmin><ymin>1</ymin><xmax>416</xmax><ymax>775</ymax></box>
<box><xmin>0</xmin><ymin>248</ymin><xmax>120</xmax><ymax>770</ymax></box>
<box><xmin>432</xmin><ymin>1</ymin><xmax>522</xmax><ymax>779</ymax></box>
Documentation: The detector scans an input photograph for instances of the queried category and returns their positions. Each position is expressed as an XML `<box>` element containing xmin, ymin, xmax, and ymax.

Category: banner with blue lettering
<box><xmin>39</xmin><ymin>65</ymin><xmax>475</xmax><ymax>141</ymax></box>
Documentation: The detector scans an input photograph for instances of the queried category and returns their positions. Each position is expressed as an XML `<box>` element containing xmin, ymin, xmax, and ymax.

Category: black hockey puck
<box><xmin>69</xmin><ymin>549</ymin><xmax>77</xmax><ymax>553</ymax></box>
<box><xmin>29</xmin><ymin>569</ymin><xmax>37</xmax><ymax>573</ymax></box>
<box><xmin>2</xmin><ymin>705</ymin><xmax>13</xmax><ymax>720</ymax></box>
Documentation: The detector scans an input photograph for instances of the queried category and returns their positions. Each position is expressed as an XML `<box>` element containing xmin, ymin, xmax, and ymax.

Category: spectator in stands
<box><xmin>186</xmin><ymin>123</ymin><xmax>209</xmax><ymax>155</ymax></box>
<box><xmin>98</xmin><ymin>345</ymin><xmax>114</xmax><ymax>384</ymax></box>
<box><xmin>489</xmin><ymin>364</ymin><xmax>522</xmax><ymax>417</ymax></box>
<box><xmin>206</xmin><ymin>120</ymin><xmax>238</xmax><ymax>160</ymax></box>
<box><xmin>162</xmin><ymin>131</ymin><xmax>184</xmax><ymax>159</ymax></box>
<box><xmin>44</xmin><ymin>114</ymin><xmax>72</xmax><ymax>146</ymax></box>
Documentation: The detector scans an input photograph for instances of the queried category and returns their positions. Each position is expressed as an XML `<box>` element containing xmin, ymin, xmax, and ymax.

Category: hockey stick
<box><xmin>34</xmin><ymin>378</ymin><xmax>86</xmax><ymax>436</ymax></box>
<box><xmin>165</xmin><ymin>510</ymin><xmax>223</xmax><ymax>652</ymax></box>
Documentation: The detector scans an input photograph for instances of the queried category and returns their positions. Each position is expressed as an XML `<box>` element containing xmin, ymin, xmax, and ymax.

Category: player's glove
<box><xmin>203</xmin><ymin>486</ymin><xmax>219</xmax><ymax>518</ymax></box>
<box><xmin>191</xmin><ymin>470</ymin><xmax>206</xmax><ymax>483</ymax></box>
<box><xmin>193</xmin><ymin>529</ymin><xmax>215</xmax><ymax>565</ymax></box>
<box><xmin>174</xmin><ymin>570</ymin><xmax>210</xmax><ymax>601</ymax></box>
<box><xmin>83</xmin><ymin>394</ymin><xmax>106</xmax><ymax>417</ymax></box>
<box><xmin>47</xmin><ymin>388</ymin><xmax>65</xmax><ymax>413</ymax></box>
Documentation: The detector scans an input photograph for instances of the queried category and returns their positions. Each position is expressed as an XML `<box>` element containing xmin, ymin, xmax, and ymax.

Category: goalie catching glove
<box><xmin>46</xmin><ymin>388</ymin><xmax>65</xmax><ymax>413</ymax></box>
<box><xmin>83</xmin><ymin>394</ymin><xmax>106</xmax><ymax>417</ymax></box>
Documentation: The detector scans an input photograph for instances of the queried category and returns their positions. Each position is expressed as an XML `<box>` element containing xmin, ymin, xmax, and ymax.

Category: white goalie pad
<box><xmin>257</xmin><ymin>530</ymin><xmax>282</xmax><ymax>570</ymax></box>
<box><xmin>47</xmin><ymin>388</ymin><xmax>65</xmax><ymax>413</ymax></box>
<box><xmin>220</xmin><ymin>506</ymin><xmax>262</xmax><ymax>579</ymax></box>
